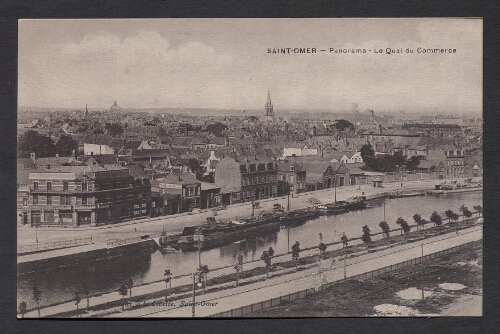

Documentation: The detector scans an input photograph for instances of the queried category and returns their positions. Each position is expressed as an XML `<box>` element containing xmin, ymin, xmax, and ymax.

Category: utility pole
<box><xmin>287</xmin><ymin>226</ymin><xmax>290</xmax><ymax>253</ymax></box>
<box><xmin>197</xmin><ymin>231</ymin><xmax>201</xmax><ymax>268</ymax></box>
<box><xmin>334</xmin><ymin>175</ymin><xmax>337</xmax><ymax>204</ymax></box>
<box><xmin>192</xmin><ymin>273</ymin><xmax>196</xmax><ymax>317</ymax></box>
<box><xmin>287</xmin><ymin>190</ymin><xmax>291</xmax><ymax>212</ymax></box>
<box><xmin>383</xmin><ymin>201</ymin><xmax>386</xmax><ymax>222</ymax></box>
<box><xmin>343</xmin><ymin>245</ymin><xmax>347</xmax><ymax>281</ymax></box>
<box><xmin>421</xmin><ymin>243</ymin><xmax>424</xmax><ymax>300</ymax></box>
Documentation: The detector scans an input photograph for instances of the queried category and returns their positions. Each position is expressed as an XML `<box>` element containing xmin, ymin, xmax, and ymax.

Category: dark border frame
<box><xmin>1</xmin><ymin>1</ymin><xmax>498</xmax><ymax>333</ymax></box>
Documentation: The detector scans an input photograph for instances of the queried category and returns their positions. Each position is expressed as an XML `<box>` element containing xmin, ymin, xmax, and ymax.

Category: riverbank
<box><xmin>20</xmin><ymin>216</ymin><xmax>483</xmax><ymax>318</ymax></box>
<box><xmin>249</xmin><ymin>241</ymin><xmax>482</xmax><ymax>317</ymax></box>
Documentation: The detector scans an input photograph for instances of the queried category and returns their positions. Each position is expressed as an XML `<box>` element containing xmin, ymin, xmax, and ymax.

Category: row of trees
<box><xmin>361</xmin><ymin>204</ymin><xmax>482</xmax><ymax>249</ymax></box>
<box><xmin>18</xmin><ymin>131</ymin><xmax>78</xmax><ymax>158</ymax></box>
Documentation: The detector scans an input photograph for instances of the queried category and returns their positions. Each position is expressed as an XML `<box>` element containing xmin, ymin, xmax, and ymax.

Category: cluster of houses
<box><xmin>17</xmin><ymin>100</ymin><xmax>482</xmax><ymax>227</ymax></box>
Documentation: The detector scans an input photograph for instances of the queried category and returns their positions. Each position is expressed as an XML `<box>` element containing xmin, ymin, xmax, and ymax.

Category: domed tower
<box><xmin>265</xmin><ymin>88</ymin><xmax>274</xmax><ymax>117</ymax></box>
<box><xmin>110</xmin><ymin>101</ymin><xmax>122</xmax><ymax>113</ymax></box>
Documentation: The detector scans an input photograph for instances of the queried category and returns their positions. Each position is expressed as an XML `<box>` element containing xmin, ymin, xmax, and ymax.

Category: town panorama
<box><xmin>17</xmin><ymin>97</ymin><xmax>483</xmax><ymax>318</ymax></box>
<box><xmin>17</xmin><ymin>19</ymin><xmax>482</xmax><ymax>319</ymax></box>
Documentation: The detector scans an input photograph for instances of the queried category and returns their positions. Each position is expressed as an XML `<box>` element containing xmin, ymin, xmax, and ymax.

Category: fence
<box><xmin>17</xmin><ymin>237</ymin><xmax>93</xmax><ymax>254</ymax></box>
<box><xmin>106</xmin><ymin>232</ymin><xmax>163</xmax><ymax>246</ymax></box>
<box><xmin>210</xmin><ymin>239</ymin><xmax>481</xmax><ymax>317</ymax></box>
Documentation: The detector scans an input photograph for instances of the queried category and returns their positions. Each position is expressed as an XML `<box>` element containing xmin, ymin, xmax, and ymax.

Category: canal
<box><xmin>17</xmin><ymin>192</ymin><xmax>482</xmax><ymax>308</ymax></box>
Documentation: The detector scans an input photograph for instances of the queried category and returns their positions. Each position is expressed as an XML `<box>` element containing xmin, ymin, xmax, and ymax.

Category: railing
<box><xmin>17</xmin><ymin>237</ymin><xmax>93</xmax><ymax>254</ymax></box>
<box><xmin>106</xmin><ymin>232</ymin><xmax>163</xmax><ymax>246</ymax></box>
<box><xmin>210</xmin><ymin>239</ymin><xmax>481</xmax><ymax>317</ymax></box>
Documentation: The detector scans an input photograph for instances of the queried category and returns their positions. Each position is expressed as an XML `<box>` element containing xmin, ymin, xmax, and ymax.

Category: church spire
<box><xmin>265</xmin><ymin>88</ymin><xmax>274</xmax><ymax>117</ymax></box>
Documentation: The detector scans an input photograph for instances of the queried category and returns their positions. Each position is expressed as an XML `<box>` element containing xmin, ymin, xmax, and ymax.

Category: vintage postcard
<box><xmin>17</xmin><ymin>18</ymin><xmax>482</xmax><ymax>318</ymax></box>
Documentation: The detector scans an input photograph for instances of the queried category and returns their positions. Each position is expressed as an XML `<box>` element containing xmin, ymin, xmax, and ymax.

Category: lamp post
<box><xmin>421</xmin><ymin>243</ymin><xmax>424</xmax><ymax>300</ymax></box>
<box><xmin>35</xmin><ymin>222</ymin><xmax>39</xmax><ymax>243</ymax></box>
<box><xmin>191</xmin><ymin>266</ymin><xmax>208</xmax><ymax>317</ymax></box>
<box><xmin>197</xmin><ymin>230</ymin><xmax>201</xmax><ymax>268</ymax></box>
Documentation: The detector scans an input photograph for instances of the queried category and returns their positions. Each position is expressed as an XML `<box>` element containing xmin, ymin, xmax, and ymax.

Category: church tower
<box><xmin>265</xmin><ymin>88</ymin><xmax>274</xmax><ymax>117</ymax></box>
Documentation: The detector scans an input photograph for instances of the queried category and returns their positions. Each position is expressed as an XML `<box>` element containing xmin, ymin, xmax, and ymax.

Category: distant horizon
<box><xmin>18</xmin><ymin>104</ymin><xmax>481</xmax><ymax>116</ymax></box>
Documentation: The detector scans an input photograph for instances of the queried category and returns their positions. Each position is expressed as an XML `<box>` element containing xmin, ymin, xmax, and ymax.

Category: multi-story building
<box><xmin>214</xmin><ymin>155</ymin><xmax>278</xmax><ymax>203</ymax></box>
<box><xmin>402</xmin><ymin>123</ymin><xmax>463</xmax><ymax>138</ymax></box>
<box><xmin>18</xmin><ymin>165</ymin><xmax>151</xmax><ymax>226</ymax></box>
<box><xmin>445</xmin><ymin>148</ymin><xmax>466</xmax><ymax>178</ymax></box>
<box><xmin>151</xmin><ymin>172</ymin><xmax>201</xmax><ymax>213</ymax></box>
<box><xmin>277</xmin><ymin>161</ymin><xmax>306</xmax><ymax>195</ymax></box>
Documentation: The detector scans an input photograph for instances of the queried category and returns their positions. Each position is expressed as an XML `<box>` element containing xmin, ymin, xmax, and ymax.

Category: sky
<box><xmin>18</xmin><ymin>18</ymin><xmax>482</xmax><ymax>114</ymax></box>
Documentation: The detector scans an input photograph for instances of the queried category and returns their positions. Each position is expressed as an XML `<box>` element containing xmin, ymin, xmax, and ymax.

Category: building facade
<box><xmin>214</xmin><ymin>155</ymin><xmax>278</xmax><ymax>203</ymax></box>
<box><xmin>18</xmin><ymin>165</ymin><xmax>151</xmax><ymax>226</ymax></box>
<box><xmin>277</xmin><ymin>161</ymin><xmax>306</xmax><ymax>195</ymax></box>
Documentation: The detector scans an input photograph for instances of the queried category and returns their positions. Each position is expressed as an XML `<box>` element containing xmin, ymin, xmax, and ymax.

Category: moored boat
<box><xmin>177</xmin><ymin>214</ymin><xmax>280</xmax><ymax>251</ymax></box>
<box><xmin>279</xmin><ymin>208</ymin><xmax>318</xmax><ymax>224</ymax></box>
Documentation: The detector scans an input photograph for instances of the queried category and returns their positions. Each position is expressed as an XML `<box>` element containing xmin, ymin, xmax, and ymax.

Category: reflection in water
<box><xmin>18</xmin><ymin>253</ymin><xmax>152</xmax><ymax>308</ymax></box>
<box><xmin>18</xmin><ymin>192</ymin><xmax>482</xmax><ymax>308</ymax></box>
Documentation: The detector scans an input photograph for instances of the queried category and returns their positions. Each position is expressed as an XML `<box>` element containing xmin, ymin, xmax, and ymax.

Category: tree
<box><xmin>430</xmin><ymin>211</ymin><xmax>443</xmax><ymax>229</ymax></box>
<box><xmin>291</xmin><ymin>242</ymin><xmax>301</xmax><ymax>269</ymax></box>
<box><xmin>18</xmin><ymin>301</ymin><xmax>27</xmax><ymax>319</ymax></box>
<box><xmin>31</xmin><ymin>284</ymin><xmax>42</xmax><ymax>318</ymax></box>
<box><xmin>360</xmin><ymin>144</ymin><xmax>376</xmax><ymax>162</ymax></box>
<box><xmin>74</xmin><ymin>291</ymin><xmax>82</xmax><ymax>318</ymax></box>
<box><xmin>206</xmin><ymin>122</ymin><xmax>228</xmax><ymax>137</ymax></box>
<box><xmin>126</xmin><ymin>276</ymin><xmax>134</xmax><ymax>298</ymax></box>
<box><xmin>260</xmin><ymin>251</ymin><xmax>272</xmax><ymax>277</ymax></box>
<box><xmin>55</xmin><ymin>134</ymin><xmax>78</xmax><ymax>157</ymax></box>
<box><xmin>396</xmin><ymin>217</ymin><xmax>411</xmax><ymax>239</ymax></box>
<box><xmin>200</xmin><ymin>265</ymin><xmax>210</xmax><ymax>291</ymax></box>
<box><xmin>473</xmin><ymin>205</ymin><xmax>483</xmax><ymax>217</ymax></box>
<box><xmin>334</xmin><ymin>119</ymin><xmax>354</xmax><ymax>132</ymax></box>
<box><xmin>460</xmin><ymin>205</ymin><xmax>473</xmax><ymax>226</ymax></box>
<box><xmin>164</xmin><ymin>269</ymin><xmax>172</xmax><ymax>302</ymax></box>
<box><xmin>118</xmin><ymin>284</ymin><xmax>128</xmax><ymax>311</ymax></box>
<box><xmin>379</xmin><ymin>221</ymin><xmax>391</xmax><ymax>245</ymax></box>
<box><xmin>361</xmin><ymin>225</ymin><xmax>372</xmax><ymax>249</ymax></box>
<box><xmin>18</xmin><ymin>130</ymin><xmax>56</xmax><ymax>158</ymax></box>
<box><xmin>341</xmin><ymin>233</ymin><xmax>349</xmax><ymax>248</ymax></box>
<box><xmin>318</xmin><ymin>242</ymin><xmax>327</xmax><ymax>258</ymax></box>
<box><xmin>445</xmin><ymin>210</ymin><xmax>456</xmax><ymax>226</ymax></box>
<box><xmin>406</xmin><ymin>156</ymin><xmax>422</xmax><ymax>171</ymax></box>
<box><xmin>413</xmin><ymin>213</ymin><xmax>423</xmax><ymax>231</ymax></box>
<box><xmin>105</xmin><ymin>123</ymin><xmax>124</xmax><ymax>136</ymax></box>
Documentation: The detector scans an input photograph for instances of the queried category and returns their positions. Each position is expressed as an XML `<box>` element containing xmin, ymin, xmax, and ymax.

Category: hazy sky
<box><xmin>19</xmin><ymin>18</ymin><xmax>482</xmax><ymax>114</ymax></box>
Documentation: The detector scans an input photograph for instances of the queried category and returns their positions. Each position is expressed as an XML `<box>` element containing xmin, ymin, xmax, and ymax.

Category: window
<box><xmin>82</xmin><ymin>181</ymin><xmax>88</xmax><ymax>191</ymax></box>
<box><xmin>47</xmin><ymin>196</ymin><xmax>52</xmax><ymax>205</ymax></box>
<box><xmin>63</xmin><ymin>181</ymin><xmax>69</xmax><ymax>191</ymax></box>
<box><xmin>47</xmin><ymin>182</ymin><xmax>52</xmax><ymax>190</ymax></box>
<box><xmin>289</xmin><ymin>166</ymin><xmax>295</xmax><ymax>172</ymax></box>
<box><xmin>82</xmin><ymin>197</ymin><xmax>88</xmax><ymax>205</ymax></box>
<box><xmin>33</xmin><ymin>182</ymin><xmax>38</xmax><ymax>190</ymax></box>
<box><xmin>290</xmin><ymin>176</ymin><xmax>294</xmax><ymax>183</ymax></box>
<box><xmin>33</xmin><ymin>195</ymin><xmax>38</xmax><ymax>204</ymax></box>
<box><xmin>60</xmin><ymin>196</ymin><xmax>70</xmax><ymax>205</ymax></box>
<box><xmin>23</xmin><ymin>197</ymin><xmax>28</xmax><ymax>206</ymax></box>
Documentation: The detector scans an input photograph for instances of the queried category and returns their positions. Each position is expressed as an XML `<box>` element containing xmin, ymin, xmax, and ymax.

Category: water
<box><xmin>17</xmin><ymin>192</ymin><xmax>482</xmax><ymax>308</ymax></box>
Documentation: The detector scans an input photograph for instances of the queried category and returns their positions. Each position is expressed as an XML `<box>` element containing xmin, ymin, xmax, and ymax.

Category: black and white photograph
<box><xmin>16</xmin><ymin>18</ymin><xmax>483</xmax><ymax>318</ymax></box>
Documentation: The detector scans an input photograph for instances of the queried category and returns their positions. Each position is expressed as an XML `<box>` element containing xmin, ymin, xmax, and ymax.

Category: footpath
<box><xmin>22</xmin><ymin>224</ymin><xmax>482</xmax><ymax>318</ymax></box>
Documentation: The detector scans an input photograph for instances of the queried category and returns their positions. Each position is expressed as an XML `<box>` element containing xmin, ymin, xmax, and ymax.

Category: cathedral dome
<box><xmin>110</xmin><ymin>101</ymin><xmax>122</xmax><ymax>112</ymax></box>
